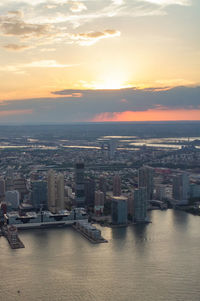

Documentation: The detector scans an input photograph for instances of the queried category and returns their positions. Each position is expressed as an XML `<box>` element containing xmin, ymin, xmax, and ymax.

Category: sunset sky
<box><xmin>0</xmin><ymin>0</ymin><xmax>199</xmax><ymax>123</ymax></box>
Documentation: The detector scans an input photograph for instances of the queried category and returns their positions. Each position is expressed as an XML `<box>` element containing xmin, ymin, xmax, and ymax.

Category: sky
<box><xmin>0</xmin><ymin>0</ymin><xmax>199</xmax><ymax>123</ymax></box>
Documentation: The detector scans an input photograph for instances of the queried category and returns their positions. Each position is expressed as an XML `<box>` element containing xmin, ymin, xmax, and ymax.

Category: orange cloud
<box><xmin>91</xmin><ymin>109</ymin><xmax>200</xmax><ymax>122</ymax></box>
<box><xmin>69</xmin><ymin>29</ymin><xmax>120</xmax><ymax>45</ymax></box>
<box><xmin>3</xmin><ymin>43</ymin><xmax>31</xmax><ymax>51</ymax></box>
<box><xmin>0</xmin><ymin>109</ymin><xmax>32</xmax><ymax>116</ymax></box>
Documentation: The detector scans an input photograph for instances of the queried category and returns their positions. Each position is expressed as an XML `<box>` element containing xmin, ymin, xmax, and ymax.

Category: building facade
<box><xmin>113</xmin><ymin>174</ymin><xmax>121</xmax><ymax>197</ymax></box>
<box><xmin>47</xmin><ymin>169</ymin><xmax>56</xmax><ymax>212</ymax></box>
<box><xmin>31</xmin><ymin>181</ymin><xmax>48</xmax><ymax>210</ymax></box>
<box><xmin>172</xmin><ymin>173</ymin><xmax>189</xmax><ymax>201</ymax></box>
<box><xmin>138</xmin><ymin>166</ymin><xmax>154</xmax><ymax>200</ymax></box>
<box><xmin>111</xmin><ymin>196</ymin><xmax>127</xmax><ymax>225</ymax></box>
<box><xmin>133</xmin><ymin>187</ymin><xmax>147</xmax><ymax>223</ymax></box>
<box><xmin>75</xmin><ymin>161</ymin><xmax>85</xmax><ymax>207</ymax></box>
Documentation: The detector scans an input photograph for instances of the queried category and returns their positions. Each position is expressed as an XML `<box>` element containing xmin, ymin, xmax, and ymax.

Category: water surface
<box><xmin>0</xmin><ymin>210</ymin><xmax>200</xmax><ymax>301</ymax></box>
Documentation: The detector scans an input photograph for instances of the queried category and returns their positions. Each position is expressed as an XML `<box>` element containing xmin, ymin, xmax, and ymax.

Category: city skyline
<box><xmin>0</xmin><ymin>0</ymin><xmax>200</xmax><ymax>123</ymax></box>
<box><xmin>0</xmin><ymin>121</ymin><xmax>200</xmax><ymax>300</ymax></box>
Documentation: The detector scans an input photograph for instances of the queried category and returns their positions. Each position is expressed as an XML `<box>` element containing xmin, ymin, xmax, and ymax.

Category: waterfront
<box><xmin>0</xmin><ymin>210</ymin><xmax>200</xmax><ymax>301</ymax></box>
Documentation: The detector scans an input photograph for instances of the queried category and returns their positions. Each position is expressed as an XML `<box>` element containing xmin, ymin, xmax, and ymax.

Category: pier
<box><xmin>1</xmin><ymin>225</ymin><xmax>25</xmax><ymax>249</ymax></box>
<box><xmin>73</xmin><ymin>221</ymin><xmax>108</xmax><ymax>244</ymax></box>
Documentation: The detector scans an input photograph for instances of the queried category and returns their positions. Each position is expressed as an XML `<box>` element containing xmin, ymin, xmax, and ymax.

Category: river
<box><xmin>0</xmin><ymin>210</ymin><xmax>200</xmax><ymax>301</ymax></box>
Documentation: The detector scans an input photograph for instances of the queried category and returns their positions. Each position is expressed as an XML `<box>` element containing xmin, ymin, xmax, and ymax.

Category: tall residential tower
<box><xmin>133</xmin><ymin>187</ymin><xmax>147</xmax><ymax>223</ymax></box>
<box><xmin>47</xmin><ymin>169</ymin><xmax>56</xmax><ymax>213</ymax></box>
<box><xmin>56</xmin><ymin>173</ymin><xmax>65</xmax><ymax>210</ymax></box>
<box><xmin>138</xmin><ymin>166</ymin><xmax>154</xmax><ymax>200</ymax></box>
<box><xmin>75</xmin><ymin>161</ymin><xmax>85</xmax><ymax>207</ymax></box>
<box><xmin>113</xmin><ymin>174</ymin><xmax>121</xmax><ymax>197</ymax></box>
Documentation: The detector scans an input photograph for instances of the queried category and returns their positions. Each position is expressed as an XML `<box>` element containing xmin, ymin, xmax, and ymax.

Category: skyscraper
<box><xmin>111</xmin><ymin>196</ymin><xmax>127</xmax><ymax>225</ymax></box>
<box><xmin>75</xmin><ymin>161</ymin><xmax>85</xmax><ymax>207</ymax></box>
<box><xmin>99</xmin><ymin>175</ymin><xmax>107</xmax><ymax>197</ymax></box>
<box><xmin>56</xmin><ymin>173</ymin><xmax>65</xmax><ymax>210</ymax></box>
<box><xmin>108</xmin><ymin>139</ymin><xmax>117</xmax><ymax>159</ymax></box>
<box><xmin>133</xmin><ymin>187</ymin><xmax>147</xmax><ymax>223</ymax></box>
<box><xmin>14</xmin><ymin>177</ymin><xmax>28</xmax><ymax>201</ymax></box>
<box><xmin>173</xmin><ymin>173</ymin><xmax>189</xmax><ymax>201</ymax></box>
<box><xmin>47</xmin><ymin>169</ymin><xmax>56</xmax><ymax>213</ymax></box>
<box><xmin>113</xmin><ymin>174</ymin><xmax>121</xmax><ymax>196</ymax></box>
<box><xmin>85</xmin><ymin>177</ymin><xmax>95</xmax><ymax>206</ymax></box>
<box><xmin>94</xmin><ymin>190</ymin><xmax>104</xmax><ymax>215</ymax></box>
<box><xmin>31</xmin><ymin>181</ymin><xmax>47</xmax><ymax>210</ymax></box>
<box><xmin>138</xmin><ymin>166</ymin><xmax>154</xmax><ymax>200</ymax></box>
<box><xmin>5</xmin><ymin>190</ymin><xmax>20</xmax><ymax>210</ymax></box>
<box><xmin>5</xmin><ymin>177</ymin><xmax>14</xmax><ymax>192</ymax></box>
<box><xmin>0</xmin><ymin>178</ymin><xmax>5</xmax><ymax>202</ymax></box>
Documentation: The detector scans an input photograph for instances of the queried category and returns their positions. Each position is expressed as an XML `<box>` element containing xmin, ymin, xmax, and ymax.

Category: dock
<box><xmin>73</xmin><ymin>225</ymin><xmax>108</xmax><ymax>243</ymax></box>
<box><xmin>1</xmin><ymin>226</ymin><xmax>25</xmax><ymax>249</ymax></box>
<box><xmin>73</xmin><ymin>221</ymin><xmax>108</xmax><ymax>244</ymax></box>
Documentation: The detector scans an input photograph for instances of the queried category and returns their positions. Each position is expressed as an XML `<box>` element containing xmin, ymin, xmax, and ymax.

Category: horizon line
<box><xmin>0</xmin><ymin>120</ymin><xmax>200</xmax><ymax>126</ymax></box>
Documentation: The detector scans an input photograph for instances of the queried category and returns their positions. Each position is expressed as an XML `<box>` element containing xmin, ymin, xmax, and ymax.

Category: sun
<box><xmin>93</xmin><ymin>80</ymin><xmax>131</xmax><ymax>90</ymax></box>
<box><xmin>85</xmin><ymin>68</ymin><xmax>131</xmax><ymax>90</ymax></box>
<box><xmin>92</xmin><ymin>72</ymin><xmax>132</xmax><ymax>90</ymax></box>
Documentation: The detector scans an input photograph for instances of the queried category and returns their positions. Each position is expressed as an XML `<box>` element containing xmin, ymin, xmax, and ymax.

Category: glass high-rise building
<box><xmin>48</xmin><ymin>169</ymin><xmax>56</xmax><ymax>212</ymax></box>
<box><xmin>75</xmin><ymin>161</ymin><xmax>85</xmax><ymax>207</ymax></box>
<box><xmin>133</xmin><ymin>187</ymin><xmax>147</xmax><ymax>223</ymax></box>
<box><xmin>172</xmin><ymin>173</ymin><xmax>189</xmax><ymax>201</ymax></box>
<box><xmin>85</xmin><ymin>177</ymin><xmax>95</xmax><ymax>206</ymax></box>
<box><xmin>31</xmin><ymin>181</ymin><xmax>47</xmax><ymax>210</ymax></box>
<box><xmin>99</xmin><ymin>175</ymin><xmax>107</xmax><ymax>197</ymax></box>
<box><xmin>138</xmin><ymin>166</ymin><xmax>154</xmax><ymax>200</ymax></box>
<box><xmin>56</xmin><ymin>173</ymin><xmax>65</xmax><ymax>210</ymax></box>
<box><xmin>111</xmin><ymin>196</ymin><xmax>127</xmax><ymax>225</ymax></box>
<box><xmin>113</xmin><ymin>174</ymin><xmax>121</xmax><ymax>197</ymax></box>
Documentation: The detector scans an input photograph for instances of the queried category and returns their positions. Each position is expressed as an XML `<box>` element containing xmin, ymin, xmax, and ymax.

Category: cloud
<box><xmin>140</xmin><ymin>0</ymin><xmax>191</xmax><ymax>6</ymax></box>
<box><xmin>0</xmin><ymin>60</ymin><xmax>75</xmax><ymax>73</ymax></box>
<box><xmin>0</xmin><ymin>11</ymin><xmax>52</xmax><ymax>38</ymax></box>
<box><xmin>40</xmin><ymin>47</ymin><xmax>56</xmax><ymax>52</ymax></box>
<box><xmin>90</xmin><ymin>108</ymin><xmax>200</xmax><ymax>122</ymax></box>
<box><xmin>2</xmin><ymin>43</ymin><xmax>31</xmax><ymax>51</ymax></box>
<box><xmin>0</xmin><ymin>0</ymin><xmax>59</xmax><ymax>6</ymax></box>
<box><xmin>0</xmin><ymin>109</ymin><xmax>33</xmax><ymax>117</ymax></box>
<box><xmin>0</xmin><ymin>0</ymin><xmax>191</xmax><ymax>52</ymax></box>
<box><xmin>52</xmin><ymin>86</ymin><xmax>200</xmax><ymax>112</ymax></box>
<box><xmin>112</xmin><ymin>0</ymin><xmax>124</xmax><ymax>5</ymax></box>
<box><xmin>55</xmin><ymin>92</ymin><xmax>83</xmax><ymax>98</ymax></box>
<box><xmin>69</xmin><ymin>1</ymin><xmax>87</xmax><ymax>13</ymax></box>
<box><xmin>69</xmin><ymin>29</ymin><xmax>120</xmax><ymax>45</ymax></box>
<box><xmin>120</xmin><ymin>98</ymin><xmax>128</xmax><ymax>103</ymax></box>
<box><xmin>24</xmin><ymin>60</ymin><xmax>73</xmax><ymax>68</ymax></box>
<box><xmin>44</xmin><ymin>4</ymin><xmax>59</xmax><ymax>9</ymax></box>
<box><xmin>0</xmin><ymin>86</ymin><xmax>199</xmax><ymax>123</ymax></box>
<box><xmin>1</xmin><ymin>1</ymin><xmax>162</xmax><ymax>29</ymax></box>
<box><xmin>7</xmin><ymin>10</ymin><xmax>24</xmax><ymax>18</ymax></box>
<box><xmin>0</xmin><ymin>7</ymin><xmax>121</xmax><ymax>49</ymax></box>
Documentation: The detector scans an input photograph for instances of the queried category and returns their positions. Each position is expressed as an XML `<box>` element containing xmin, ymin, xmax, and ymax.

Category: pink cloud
<box><xmin>91</xmin><ymin>109</ymin><xmax>200</xmax><ymax>122</ymax></box>
<box><xmin>0</xmin><ymin>109</ymin><xmax>33</xmax><ymax>116</ymax></box>
<box><xmin>120</xmin><ymin>98</ymin><xmax>128</xmax><ymax>103</ymax></box>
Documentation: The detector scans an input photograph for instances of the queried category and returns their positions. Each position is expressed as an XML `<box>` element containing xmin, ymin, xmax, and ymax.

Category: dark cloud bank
<box><xmin>0</xmin><ymin>86</ymin><xmax>199</xmax><ymax>123</ymax></box>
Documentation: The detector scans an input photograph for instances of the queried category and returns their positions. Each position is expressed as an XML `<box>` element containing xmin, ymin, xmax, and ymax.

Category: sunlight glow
<box><xmin>92</xmin><ymin>72</ymin><xmax>132</xmax><ymax>90</ymax></box>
